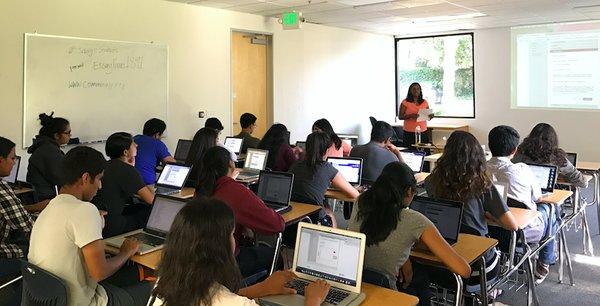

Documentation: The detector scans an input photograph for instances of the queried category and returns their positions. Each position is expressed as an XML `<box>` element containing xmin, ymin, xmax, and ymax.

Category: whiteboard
<box><xmin>23</xmin><ymin>33</ymin><xmax>168</xmax><ymax>148</ymax></box>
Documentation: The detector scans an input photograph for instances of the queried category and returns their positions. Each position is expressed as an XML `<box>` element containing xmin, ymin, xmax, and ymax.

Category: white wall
<box><xmin>0</xmin><ymin>0</ymin><xmax>395</xmax><ymax>180</ymax></box>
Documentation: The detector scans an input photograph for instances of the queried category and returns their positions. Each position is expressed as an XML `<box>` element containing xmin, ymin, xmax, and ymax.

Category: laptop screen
<box><xmin>399</xmin><ymin>151</ymin><xmax>425</xmax><ymax>173</ymax></box>
<box><xmin>244</xmin><ymin>149</ymin><xmax>268</xmax><ymax>171</ymax></box>
<box><xmin>527</xmin><ymin>163</ymin><xmax>557</xmax><ymax>192</ymax></box>
<box><xmin>224</xmin><ymin>137</ymin><xmax>244</xmax><ymax>154</ymax></box>
<box><xmin>295</xmin><ymin>141</ymin><xmax>306</xmax><ymax>151</ymax></box>
<box><xmin>327</xmin><ymin>157</ymin><xmax>362</xmax><ymax>185</ymax></box>
<box><xmin>2</xmin><ymin>156</ymin><xmax>20</xmax><ymax>184</ymax></box>
<box><xmin>410</xmin><ymin>196</ymin><xmax>462</xmax><ymax>244</ymax></box>
<box><xmin>296</xmin><ymin>226</ymin><xmax>362</xmax><ymax>287</ymax></box>
<box><xmin>145</xmin><ymin>195</ymin><xmax>187</xmax><ymax>234</ymax></box>
<box><xmin>156</xmin><ymin>164</ymin><xmax>191</xmax><ymax>188</ymax></box>
<box><xmin>174</xmin><ymin>139</ymin><xmax>192</xmax><ymax>161</ymax></box>
<box><xmin>338</xmin><ymin>134</ymin><xmax>358</xmax><ymax>147</ymax></box>
<box><xmin>257</xmin><ymin>171</ymin><xmax>293</xmax><ymax>206</ymax></box>
<box><xmin>566</xmin><ymin>152</ymin><xmax>577</xmax><ymax>166</ymax></box>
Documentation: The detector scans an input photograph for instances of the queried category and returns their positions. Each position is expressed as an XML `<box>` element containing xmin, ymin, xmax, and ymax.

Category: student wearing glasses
<box><xmin>235</xmin><ymin>113</ymin><xmax>261</xmax><ymax>154</ymax></box>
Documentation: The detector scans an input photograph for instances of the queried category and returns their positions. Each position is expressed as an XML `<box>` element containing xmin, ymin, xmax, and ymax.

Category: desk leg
<box><xmin>582</xmin><ymin>207</ymin><xmax>594</xmax><ymax>256</ymax></box>
<box><xmin>560</xmin><ymin>229</ymin><xmax>575</xmax><ymax>286</ymax></box>
<box><xmin>525</xmin><ymin>253</ymin><xmax>540</xmax><ymax>306</ymax></box>
<box><xmin>453</xmin><ymin>273</ymin><xmax>463</xmax><ymax>306</ymax></box>
<box><xmin>508</xmin><ymin>231</ymin><xmax>517</xmax><ymax>272</ymax></box>
<box><xmin>558</xmin><ymin>231</ymin><xmax>564</xmax><ymax>284</ymax></box>
<box><xmin>479</xmin><ymin>257</ymin><xmax>488</xmax><ymax>306</ymax></box>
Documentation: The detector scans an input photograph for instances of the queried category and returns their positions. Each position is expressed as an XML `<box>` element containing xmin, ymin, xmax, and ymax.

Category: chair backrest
<box><xmin>21</xmin><ymin>260</ymin><xmax>68</xmax><ymax>306</ymax></box>
<box><xmin>362</xmin><ymin>267</ymin><xmax>391</xmax><ymax>289</ymax></box>
<box><xmin>507</xmin><ymin>197</ymin><xmax>529</xmax><ymax>209</ymax></box>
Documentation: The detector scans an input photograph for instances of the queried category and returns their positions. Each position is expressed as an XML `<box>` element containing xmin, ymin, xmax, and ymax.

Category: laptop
<box><xmin>338</xmin><ymin>134</ymin><xmax>359</xmax><ymax>147</ymax></box>
<box><xmin>410</xmin><ymin>196</ymin><xmax>463</xmax><ymax>246</ymax></box>
<box><xmin>260</xmin><ymin>222</ymin><xmax>366</xmax><ymax>306</ymax></box>
<box><xmin>224</xmin><ymin>137</ymin><xmax>244</xmax><ymax>155</ymax></box>
<box><xmin>105</xmin><ymin>195</ymin><xmax>187</xmax><ymax>255</ymax></box>
<box><xmin>154</xmin><ymin>163</ymin><xmax>191</xmax><ymax>195</ymax></box>
<box><xmin>526</xmin><ymin>163</ymin><xmax>558</xmax><ymax>194</ymax></box>
<box><xmin>566</xmin><ymin>152</ymin><xmax>577</xmax><ymax>167</ymax></box>
<box><xmin>2</xmin><ymin>155</ymin><xmax>20</xmax><ymax>187</ymax></box>
<box><xmin>399</xmin><ymin>151</ymin><xmax>426</xmax><ymax>173</ymax></box>
<box><xmin>295</xmin><ymin>141</ymin><xmax>306</xmax><ymax>151</ymax></box>
<box><xmin>173</xmin><ymin>139</ymin><xmax>192</xmax><ymax>164</ymax></box>
<box><xmin>237</xmin><ymin>148</ymin><xmax>269</xmax><ymax>180</ymax></box>
<box><xmin>257</xmin><ymin>171</ymin><xmax>294</xmax><ymax>214</ymax></box>
<box><xmin>326</xmin><ymin>157</ymin><xmax>363</xmax><ymax>187</ymax></box>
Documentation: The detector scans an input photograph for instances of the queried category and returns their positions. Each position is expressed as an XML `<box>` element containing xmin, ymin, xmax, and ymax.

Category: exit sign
<box><xmin>282</xmin><ymin>11</ymin><xmax>301</xmax><ymax>30</ymax></box>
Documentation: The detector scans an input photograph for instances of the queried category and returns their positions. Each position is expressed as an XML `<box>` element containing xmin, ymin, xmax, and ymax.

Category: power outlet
<box><xmin>198</xmin><ymin>111</ymin><xmax>205</xmax><ymax>118</ymax></box>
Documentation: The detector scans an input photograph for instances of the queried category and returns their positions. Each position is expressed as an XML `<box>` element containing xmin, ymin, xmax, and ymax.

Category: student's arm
<box><xmin>485</xmin><ymin>186</ymin><xmax>519</xmax><ymax>231</ymax></box>
<box><xmin>136</xmin><ymin>187</ymin><xmax>155</xmax><ymax>205</ymax></box>
<box><xmin>0</xmin><ymin>188</ymin><xmax>34</xmax><ymax>232</ymax></box>
<box><xmin>81</xmin><ymin>238</ymin><xmax>139</xmax><ymax>282</ymax></box>
<box><xmin>331</xmin><ymin>173</ymin><xmax>359</xmax><ymax>199</ymax></box>
<box><xmin>384</xmin><ymin>142</ymin><xmax>403</xmax><ymax>162</ymax></box>
<box><xmin>560</xmin><ymin>159</ymin><xmax>588</xmax><ymax>188</ymax></box>
<box><xmin>498</xmin><ymin>211</ymin><xmax>519</xmax><ymax>231</ymax></box>
<box><xmin>156</xmin><ymin>140</ymin><xmax>176</xmax><ymax>164</ymax></box>
<box><xmin>399</xmin><ymin>103</ymin><xmax>418</xmax><ymax>120</ymax></box>
<box><xmin>162</xmin><ymin>156</ymin><xmax>176</xmax><ymax>163</ymax></box>
<box><xmin>235</xmin><ymin>187</ymin><xmax>285</xmax><ymax>235</ymax></box>
<box><xmin>238</xmin><ymin>270</ymin><xmax>296</xmax><ymax>298</ymax></box>
<box><xmin>420</xmin><ymin>226</ymin><xmax>471</xmax><ymax>278</ymax></box>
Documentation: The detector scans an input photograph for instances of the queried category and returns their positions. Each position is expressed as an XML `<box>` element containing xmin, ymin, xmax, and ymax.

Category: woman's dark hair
<box><xmin>0</xmin><ymin>137</ymin><xmax>16</xmax><ymax>158</ymax></box>
<box><xmin>154</xmin><ymin>197</ymin><xmax>241</xmax><ymax>306</ymax></box>
<box><xmin>356</xmin><ymin>162</ymin><xmax>416</xmax><ymax>246</ymax></box>
<box><xmin>313</xmin><ymin>119</ymin><xmax>342</xmax><ymax>150</ymax></box>
<box><xmin>187</xmin><ymin>128</ymin><xmax>219</xmax><ymax>182</ymax></box>
<box><xmin>304</xmin><ymin>132</ymin><xmax>330</xmax><ymax>172</ymax></box>
<box><xmin>427</xmin><ymin>131</ymin><xmax>491</xmax><ymax>202</ymax></box>
<box><xmin>142</xmin><ymin>118</ymin><xmax>166</xmax><ymax>136</ymax></box>
<box><xmin>105</xmin><ymin>132</ymin><xmax>133</xmax><ymax>160</ymax></box>
<box><xmin>517</xmin><ymin>123</ymin><xmax>567</xmax><ymax>166</ymax></box>
<box><xmin>405</xmin><ymin>82</ymin><xmax>424</xmax><ymax>104</ymax></box>
<box><xmin>195</xmin><ymin>146</ymin><xmax>231</xmax><ymax>196</ymax></box>
<box><xmin>38</xmin><ymin>112</ymin><xmax>69</xmax><ymax>139</ymax></box>
<box><xmin>62</xmin><ymin>146</ymin><xmax>106</xmax><ymax>185</ymax></box>
<box><xmin>258</xmin><ymin>124</ymin><xmax>290</xmax><ymax>170</ymax></box>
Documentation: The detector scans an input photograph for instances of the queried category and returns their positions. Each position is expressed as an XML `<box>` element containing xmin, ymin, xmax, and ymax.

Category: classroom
<box><xmin>1</xmin><ymin>0</ymin><xmax>600</xmax><ymax>305</ymax></box>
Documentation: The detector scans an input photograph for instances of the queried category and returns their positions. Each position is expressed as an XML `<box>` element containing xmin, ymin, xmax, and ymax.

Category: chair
<box><xmin>21</xmin><ymin>260</ymin><xmax>68</xmax><ymax>306</ymax></box>
<box><xmin>362</xmin><ymin>268</ymin><xmax>391</xmax><ymax>289</ymax></box>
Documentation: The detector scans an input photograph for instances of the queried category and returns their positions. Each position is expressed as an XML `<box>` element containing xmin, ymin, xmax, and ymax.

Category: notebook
<box><xmin>260</xmin><ymin>222</ymin><xmax>366</xmax><ymax>306</ymax></box>
<box><xmin>410</xmin><ymin>196</ymin><xmax>464</xmax><ymax>246</ymax></box>
<box><xmin>237</xmin><ymin>148</ymin><xmax>269</xmax><ymax>180</ymax></box>
<box><xmin>526</xmin><ymin>163</ymin><xmax>558</xmax><ymax>194</ymax></box>
<box><xmin>173</xmin><ymin>139</ymin><xmax>192</xmax><ymax>164</ymax></box>
<box><xmin>154</xmin><ymin>163</ymin><xmax>191</xmax><ymax>195</ymax></box>
<box><xmin>399</xmin><ymin>151</ymin><xmax>426</xmax><ymax>173</ymax></box>
<box><xmin>2</xmin><ymin>155</ymin><xmax>20</xmax><ymax>186</ymax></box>
<box><xmin>326</xmin><ymin>157</ymin><xmax>363</xmax><ymax>187</ymax></box>
<box><xmin>257</xmin><ymin>171</ymin><xmax>294</xmax><ymax>214</ymax></box>
<box><xmin>224</xmin><ymin>137</ymin><xmax>244</xmax><ymax>155</ymax></box>
<box><xmin>105</xmin><ymin>195</ymin><xmax>187</xmax><ymax>255</ymax></box>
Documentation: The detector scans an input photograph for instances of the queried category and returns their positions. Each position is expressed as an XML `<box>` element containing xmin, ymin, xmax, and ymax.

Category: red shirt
<box><xmin>211</xmin><ymin>176</ymin><xmax>285</xmax><ymax>253</ymax></box>
<box><xmin>401</xmin><ymin>99</ymin><xmax>429</xmax><ymax>132</ymax></box>
<box><xmin>274</xmin><ymin>144</ymin><xmax>298</xmax><ymax>172</ymax></box>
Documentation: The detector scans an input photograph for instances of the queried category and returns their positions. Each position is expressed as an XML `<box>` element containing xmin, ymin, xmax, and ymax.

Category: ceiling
<box><xmin>167</xmin><ymin>0</ymin><xmax>600</xmax><ymax>35</ymax></box>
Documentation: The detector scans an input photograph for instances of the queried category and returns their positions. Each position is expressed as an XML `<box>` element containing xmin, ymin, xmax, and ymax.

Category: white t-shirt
<box><xmin>487</xmin><ymin>156</ymin><xmax>542</xmax><ymax>210</ymax></box>
<box><xmin>152</xmin><ymin>285</ymin><xmax>258</xmax><ymax>306</ymax></box>
<box><xmin>28</xmin><ymin>194</ymin><xmax>108</xmax><ymax>306</ymax></box>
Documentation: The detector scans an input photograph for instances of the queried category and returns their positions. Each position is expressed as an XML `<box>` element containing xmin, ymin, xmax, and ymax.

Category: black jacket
<box><xmin>26</xmin><ymin>135</ymin><xmax>64</xmax><ymax>200</ymax></box>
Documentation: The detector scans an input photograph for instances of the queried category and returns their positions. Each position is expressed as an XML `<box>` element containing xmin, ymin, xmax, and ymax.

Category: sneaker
<box><xmin>534</xmin><ymin>263</ymin><xmax>549</xmax><ymax>284</ymax></box>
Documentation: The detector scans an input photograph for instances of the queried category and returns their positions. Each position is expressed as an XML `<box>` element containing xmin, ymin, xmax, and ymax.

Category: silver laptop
<box><xmin>237</xmin><ymin>148</ymin><xmax>269</xmax><ymax>180</ymax></box>
<box><xmin>2</xmin><ymin>155</ymin><xmax>20</xmax><ymax>187</ymax></box>
<box><xmin>105</xmin><ymin>195</ymin><xmax>187</xmax><ymax>255</ymax></box>
<box><xmin>337</xmin><ymin>134</ymin><xmax>359</xmax><ymax>147</ymax></box>
<box><xmin>295</xmin><ymin>141</ymin><xmax>306</xmax><ymax>151</ymax></box>
<box><xmin>399</xmin><ymin>151</ymin><xmax>426</xmax><ymax>173</ymax></box>
<box><xmin>154</xmin><ymin>163</ymin><xmax>191</xmax><ymax>195</ymax></box>
<box><xmin>326</xmin><ymin>157</ymin><xmax>363</xmax><ymax>187</ymax></box>
<box><xmin>410</xmin><ymin>196</ymin><xmax>463</xmax><ymax>246</ymax></box>
<box><xmin>257</xmin><ymin>171</ymin><xmax>293</xmax><ymax>214</ymax></box>
<box><xmin>526</xmin><ymin>163</ymin><xmax>558</xmax><ymax>194</ymax></box>
<box><xmin>224</xmin><ymin>137</ymin><xmax>244</xmax><ymax>155</ymax></box>
<box><xmin>173</xmin><ymin>139</ymin><xmax>192</xmax><ymax>164</ymax></box>
<box><xmin>260</xmin><ymin>222</ymin><xmax>366</xmax><ymax>306</ymax></box>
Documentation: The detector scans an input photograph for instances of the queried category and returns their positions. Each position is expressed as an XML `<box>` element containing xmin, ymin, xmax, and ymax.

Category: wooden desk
<box><xmin>362</xmin><ymin>283</ymin><xmax>419</xmax><ymax>306</ymax></box>
<box><xmin>325</xmin><ymin>173</ymin><xmax>430</xmax><ymax>202</ymax></box>
<box><xmin>577</xmin><ymin>161</ymin><xmax>600</xmax><ymax>171</ymax></box>
<box><xmin>411</xmin><ymin>234</ymin><xmax>497</xmax><ymax>265</ymax></box>
<box><xmin>539</xmin><ymin>189</ymin><xmax>572</xmax><ymax>205</ymax></box>
<box><xmin>487</xmin><ymin>207</ymin><xmax>540</xmax><ymax>230</ymax></box>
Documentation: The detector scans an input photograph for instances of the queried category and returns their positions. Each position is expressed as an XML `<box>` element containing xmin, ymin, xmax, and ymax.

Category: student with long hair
<box><xmin>289</xmin><ymin>132</ymin><xmax>359</xmax><ymax>228</ymax></box>
<box><xmin>186</xmin><ymin>127</ymin><xmax>218</xmax><ymax>186</ymax></box>
<box><xmin>258</xmin><ymin>124</ymin><xmax>297</xmax><ymax>172</ymax></box>
<box><xmin>312</xmin><ymin>118</ymin><xmax>351</xmax><ymax>158</ymax></box>
<box><xmin>425</xmin><ymin>131</ymin><xmax>518</xmax><ymax>295</ymax></box>
<box><xmin>195</xmin><ymin>146</ymin><xmax>285</xmax><ymax>277</ymax></box>
<box><xmin>513</xmin><ymin>123</ymin><xmax>587</xmax><ymax>188</ymax></box>
<box><xmin>398</xmin><ymin>82</ymin><xmax>434</xmax><ymax>146</ymax></box>
<box><xmin>349</xmin><ymin>162</ymin><xmax>470</xmax><ymax>305</ymax></box>
<box><xmin>27</xmin><ymin>112</ymin><xmax>71</xmax><ymax>200</ymax></box>
<box><xmin>152</xmin><ymin>197</ymin><xmax>330</xmax><ymax>306</ymax></box>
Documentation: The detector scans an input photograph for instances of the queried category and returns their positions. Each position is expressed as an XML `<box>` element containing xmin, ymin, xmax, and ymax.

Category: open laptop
<box><xmin>260</xmin><ymin>222</ymin><xmax>366</xmax><ymax>306</ymax></box>
<box><xmin>105</xmin><ymin>195</ymin><xmax>187</xmax><ymax>254</ymax></box>
<box><xmin>338</xmin><ymin>134</ymin><xmax>359</xmax><ymax>147</ymax></box>
<box><xmin>2</xmin><ymin>156</ymin><xmax>20</xmax><ymax>187</ymax></box>
<box><xmin>173</xmin><ymin>139</ymin><xmax>192</xmax><ymax>164</ymax></box>
<box><xmin>410</xmin><ymin>196</ymin><xmax>463</xmax><ymax>246</ymax></box>
<box><xmin>566</xmin><ymin>152</ymin><xmax>577</xmax><ymax>167</ymax></box>
<box><xmin>154</xmin><ymin>163</ymin><xmax>191</xmax><ymax>195</ymax></box>
<box><xmin>399</xmin><ymin>151</ymin><xmax>426</xmax><ymax>173</ymax></box>
<box><xmin>327</xmin><ymin>157</ymin><xmax>363</xmax><ymax>187</ymax></box>
<box><xmin>295</xmin><ymin>141</ymin><xmax>306</xmax><ymax>151</ymax></box>
<box><xmin>526</xmin><ymin>163</ymin><xmax>558</xmax><ymax>195</ymax></box>
<box><xmin>224</xmin><ymin>137</ymin><xmax>244</xmax><ymax>155</ymax></box>
<box><xmin>257</xmin><ymin>171</ymin><xmax>294</xmax><ymax>214</ymax></box>
<box><xmin>237</xmin><ymin>148</ymin><xmax>269</xmax><ymax>180</ymax></box>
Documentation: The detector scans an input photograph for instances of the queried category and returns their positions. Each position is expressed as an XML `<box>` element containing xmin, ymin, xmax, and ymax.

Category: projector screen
<box><xmin>512</xmin><ymin>21</ymin><xmax>600</xmax><ymax>110</ymax></box>
<box><xmin>396</xmin><ymin>33</ymin><xmax>475</xmax><ymax>118</ymax></box>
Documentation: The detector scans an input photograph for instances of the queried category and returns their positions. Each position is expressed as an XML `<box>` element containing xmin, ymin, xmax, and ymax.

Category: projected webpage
<box><xmin>512</xmin><ymin>21</ymin><xmax>600</xmax><ymax>109</ymax></box>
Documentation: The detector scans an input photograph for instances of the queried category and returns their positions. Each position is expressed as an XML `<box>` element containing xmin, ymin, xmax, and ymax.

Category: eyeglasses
<box><xmin>62</xmin><ymin>131</ymin><xmax>72</xmax><ymax>135</ymax></box>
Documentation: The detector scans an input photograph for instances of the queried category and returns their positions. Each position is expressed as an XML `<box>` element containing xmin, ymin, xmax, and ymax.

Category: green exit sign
<box><xmin>282</xmin><ymin>11</ymin><xmax>301</xmax><ymax>30</ymax></box>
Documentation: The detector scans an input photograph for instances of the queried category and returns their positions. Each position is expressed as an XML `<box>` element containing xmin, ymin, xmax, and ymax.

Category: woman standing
<box><xmin>399</xmin><ymin>83</ymin><xmax>433</xmax><ymax>146</ymax></box>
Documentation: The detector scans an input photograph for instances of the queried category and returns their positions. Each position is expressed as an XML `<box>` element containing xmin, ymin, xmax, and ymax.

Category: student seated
<box><xmin>289</xmin><ymin>132</ymin><xmax>359</xmax><ymax>228</ymax></box>
<box><xmin>194</xmin><ymin>146</ymin><xmax>285</xmax><ymax>278</ymax></box>
<box><xmin>205</xmin><ymin>117</ymin><xmax>238</xmax><ymax>161</ymax></box>
<box><xmin>425</xmin><ymin>131</ymin><xmax>518</xmax><ymax>295</ymax></box>
<box><xmin>134</xmin><ymin>118</ymin><xmax>176</xmax><ymax>185</ymax></box>
<box><xmin>258</xmin><ymin>124</ymin><xmax>298</xmax><ymax>172</ymax></box>
<box><xmin>312</xmin><ymin>118</ymin><xmax>351</xmax><ymax>158</ymax></box>
<box><xmin>185</xmin><ymin>127</ymin><xmax>218</xmax><ymax>186</ymax></box>
<box><xmin>349</xmin><ymin>120</ymin><xmax>403</xmax><ymax>184</ymax></box>
<box><xmin>152</xmin><ymin>197</ymin><xmax>330</xmax><ymax>306</ymax></box>
<box><xmin>235</xmin><ymin>113</ymin><xmax>261</xmax><ymax>154</ymax></box>
<box><xmin>348</xmin><ymin>162</ymin><xmax>470</xmax><ymax>305</ymax></box>
<box><xmin>92</xmin><ymin>132</ymin><xmax>154</xmax><ymax>238</ymax></box>
<box><xmin>487</xmin><ymin>125</ymin><xmax>558</xmax><ymax>283</ymax></box>
<box><xmin>28</xmin><ymin>146</ymin><xmax>152</xmax><ymax>306</ymax></box>
<box><xmin>513</xmin><ymin>123</ymin><xmax>587</xmax><ymax>188</ymax></box>
<box><xmin>27</xmin><ymin>112</ymin><xmax>70</xmax><ymax>200</ymax></box>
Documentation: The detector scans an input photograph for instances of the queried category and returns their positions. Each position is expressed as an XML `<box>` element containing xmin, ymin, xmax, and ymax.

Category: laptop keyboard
<box><xmin>287</xmin><ymin>279</ymin><xmax>350</xmax><ymax>305</ymax></box>
<box><xmin>155</xmin><ymin>187</ymin><xmax>178</xmax><ymax>195</ymax></box>
<box><xmin>126</xmin><ymin>233</ymin><xmax>164</xmax><ymax>247</ymax></box>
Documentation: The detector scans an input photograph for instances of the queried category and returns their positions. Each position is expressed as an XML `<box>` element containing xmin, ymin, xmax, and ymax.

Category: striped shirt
<box><xmin>0</xmin><ymin>180</ymin><xmax>34</xmax><ymax>258</ymax></box>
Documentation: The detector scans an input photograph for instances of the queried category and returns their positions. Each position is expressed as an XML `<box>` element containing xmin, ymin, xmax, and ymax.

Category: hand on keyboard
<box><xmin>261</xmin><ymin>270</ymin><xmax>297</xmax><ymax>296</ymax></box>
<box><xmin>305</xmin><ymin>280</ymin><xmax>331</xmax><ymax>306</ymax></box>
